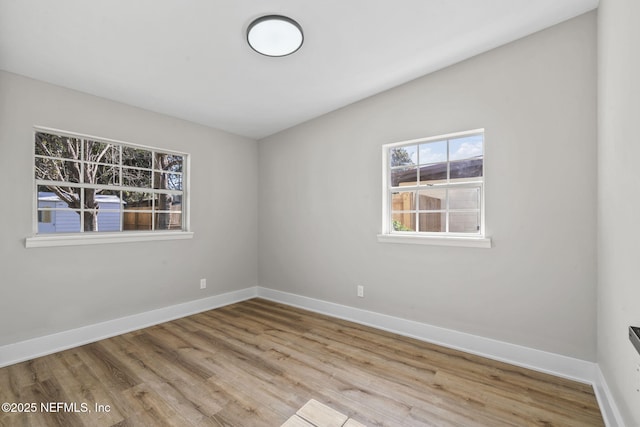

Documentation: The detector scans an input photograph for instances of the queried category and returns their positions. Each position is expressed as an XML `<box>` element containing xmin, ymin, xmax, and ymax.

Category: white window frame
<box><xmin>26</xmin><ymin>126</ymin><xmax>193</xmax><ymax>248</ymax></box>
<box><xmin>378</xmin><ymin>129</ymin><xmax>491</xmax><ymax>248</ymax></box>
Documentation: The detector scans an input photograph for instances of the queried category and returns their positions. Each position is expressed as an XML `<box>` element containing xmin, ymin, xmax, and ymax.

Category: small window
<box><xmin>33</xmin><ymin>128</ymin><xmax>188</xmax><ymax>235</ymax></box>
<box><xmin>382</xmin><ymin>129</ymin><xmax>485</xmax><ymax>238</ymax></box>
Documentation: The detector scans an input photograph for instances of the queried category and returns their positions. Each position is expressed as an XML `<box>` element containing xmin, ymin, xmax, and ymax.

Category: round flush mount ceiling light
<box><xmin>247</xmin><ymin>15</ymin><xmax>303</xmax><ymax>57</ymax></box>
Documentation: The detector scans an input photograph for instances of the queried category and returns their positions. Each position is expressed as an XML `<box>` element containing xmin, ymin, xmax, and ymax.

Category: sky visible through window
<box><xmin>404</xmin><ymin>134</ymin><xmax>483</xmax><ymax>165</ymax></box>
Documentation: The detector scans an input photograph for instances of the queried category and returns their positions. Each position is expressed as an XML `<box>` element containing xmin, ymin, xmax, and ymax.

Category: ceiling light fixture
<box><xmin>247</xmin><ymin>15</ymin><xmax>303</xmax><ymax>57</ymax></box>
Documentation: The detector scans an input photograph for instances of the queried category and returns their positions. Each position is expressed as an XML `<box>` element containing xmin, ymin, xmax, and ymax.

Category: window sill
<box><xmin>377</xmin><ymin>233</ymin><xmax>492</xmax><ymax>248</ymax></box>
<box><xmin>25</xmin><ymin>231</ymin><xmax>194</xmax><ymax>248</ymax></box>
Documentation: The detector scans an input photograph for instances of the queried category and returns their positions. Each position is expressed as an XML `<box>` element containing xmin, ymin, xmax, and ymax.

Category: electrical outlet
<box><xmin>357</xmin><ymin>285</ymin><xmax>364</xmax><ymax>298</ymax></box>
<box><xmin>636</xmin><ymin>364</ymin><xmax>640</xmax><ymax>393</ymax></box>
<box><xmin>200</xmin><ymin>278</ymin><xmax>207</xmax><ymax>289</ymax></box>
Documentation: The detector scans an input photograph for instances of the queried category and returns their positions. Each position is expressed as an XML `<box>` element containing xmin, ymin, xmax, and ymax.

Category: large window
<box><xmin>381</xmin><ymin>129</ymin><xmax>485</xmax><ymax>240</ymax></box>
<box><xmin>33</xmin><ymin>128</ymin><xmax>188</xmax><ymax>236</ymax></box>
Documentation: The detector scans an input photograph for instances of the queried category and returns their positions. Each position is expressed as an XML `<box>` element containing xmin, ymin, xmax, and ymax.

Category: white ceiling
<box><xmin>0</xmin><ymin>0</ymin><xmax>598</xmax><ymax>140</ymax></box>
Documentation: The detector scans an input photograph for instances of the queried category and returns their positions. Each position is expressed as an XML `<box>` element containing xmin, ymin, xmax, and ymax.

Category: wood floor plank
<box><xmin>100</xmin><ymin>335</ymin><xmax>229</xmax><ymax>418</ymax></box>
<box><xmin>123</xmin><ymin>383</ymin><xmax>193</xmax><ymax>426</ymax></box>
<box><xmin>47</xmin><ymin>352</ymin><xmax>125</xmax><ymax>426</ymax></box>
<box><xmin>74</xmin><ymin>342</ymin><xmax>141</xmax><ymax>392</ymax></box>
<box><xmin>0</xmin><ymin>298</ymin><xmax>604</xmax><ymax>426</ymax></box>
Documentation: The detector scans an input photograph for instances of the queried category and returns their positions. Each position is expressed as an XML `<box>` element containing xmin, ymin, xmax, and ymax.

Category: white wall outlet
<box><xmin>357</xmin><ymin>285</ymin><xmax>364</xmax><ymax>298</ymax></box>
<box><xmin>200</xmin><ymin>278</ymin><xmax>207</xmax><ymax>289</ymax></box>
<box><xmin>636</xmin><ymin>364</ymin><xmax>640</xmax><ymax>393</ymax></box>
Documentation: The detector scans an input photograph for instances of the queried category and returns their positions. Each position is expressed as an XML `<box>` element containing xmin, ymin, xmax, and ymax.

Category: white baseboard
<box><xmin>0</xmin><ymin>285</ymin><xmax>622</xmax><ymax>426</ymax></box>
<box><xmin>0</xmin><ymin>286</ymin><xmax>258</xmax><ymax>368</ymax></box>
<box><xmin>593</xmin><ymin>366</ymin><xmax>625</xmax><ymax>427</ymax></box>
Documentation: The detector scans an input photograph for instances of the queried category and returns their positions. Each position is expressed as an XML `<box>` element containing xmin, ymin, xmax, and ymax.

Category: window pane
<box><xmin>419</xmin><ymin>212</ymin><xmax>445</xmax><ymax>232</ymax></box>
<box><xmin>450</xmin><ymin>159</ymin><xmax>483</xmax><ymax>180</ymax></box>
<box><xmin>391</xmin><ymin>166</ymin><xmax>418</xmax><ymax>187</ymax></box>
<box><xmin>82</xmin><ymin>188</ymin><xmax>100</xmax><ymax>210</ymax></box>
<box><xmin>123</xmin><ymin>191</ymin><xmax>152</xmax><ymax>231</ymax></box>
<box><xmin>392</xmin><ymin>212</ymin><xmax>415</xmax><ymax>232</ymax></box>
<box><xmin>419</xmin><ymin>163</ymin><xmax>447</xmax><ymax>184</ymax></box>
<box><xmin>391</xmin><ymin>191</ymin><xmax>415</xmax><ymax>212</ymax></box>
<box><xmin>35</xmin><ymin>157</ymin><xmax>81</xmax><ymax>182</ymax></box>
<box><xmin>82</xmin><ymin>209</ymin><xmax>101</xmax><ymax>232</ymax></box>
<box><xmin>449</xmin><ymin>187</ymin><xmax>480</xmax><ymax>210</ymax></box>
<box><xmin>389</xmin><ymin>145</ymin><xmax>417</xmax><ymax>167</ymax></box>
<box><xmin>418</xmin><ymin>189</ymin><xmax>446</xmax><ymax>211</ymax></box>
<box><xmin>38</xmin><ymin>210</ymin><xmax>81</xmax><ymax>234</ymax></box>
<box><xmin>155</xmin><ymin>153</ymin><xmax>184</xmax><ymax>172</ymax></box>
<box><xmin>122</xmin><ymin>147</ymin><xmax>152</xmax><ymax>169</ymax></box>
<box><xmin>37</xmin><ymin>187</ymin><xmax>77</xmax><ymax>234</ymax></box>
<box><xmin>167</xmin><ymin>173</ymin><xmax>183</xmax><ymax>191</ymax></box>
<box><xmin>123</xmin><ymin>212</ymin><xmax>152</xmax><ymax>231</ymax></box>
<box><xmin>154</xmin><ymin>172</ymin><xmax>182</xmax><ymax>191</ymax></box>
<box><xmin>449</xmin><ymin>134</ymin><xmax>483</xmax><ymax>161</ymax></box>
<box><xmin>96</xmin><ymin>210</ymin><xmax>122</xmax><ymax>232</ymax></box>
<box><xmin>94</xmin><ymin>190</ymin><xmax>123</xmax><ymax>232</ymax></box>
<box><xmin>449</xmin><ymin>212</ymin><xmax>480</xmax><ymax>233</ymax></box>
<box><xmin>92</xmin><ymin>163</ymin><xmax>120</xmax><ymax>186</ymax></box>
<box><xmin>418</xmin><ymin>141</ymin><xmax>447</xmax><ymax>164</ymax></box>
<box><xmin>155</xmin><ymin>211</ymin><xmax>182</xmax><ymax>230</ymax></box>
<box><xmin>37</xmin><ymin>187</ymin><xmax>57</xmax><ymax>206</ymax></box>
<box><xmin>122</xmin><ymin>167</ymin><xmax>152</xmax><ymax>188</ymax></box>
<box><xmin>35</xmin><ymin>133</ymin><xmax>81</xmax><ymax>159</ymax></box>
<box><xmin>84</xmin><ymin>140</ymin><xmax>119</xmax><ymax>164</ymax></box>
<box><xmin>38</xmin><ymin>185</ymin><xmax>79</xmax><ymax>209</ymax></box>
<box><xmin>36</xmin><ymin>187</ymin><xmax>81</xmax><ymax>234</ymax></box>
<box><xmin>153</xmin><ymin>193</ymin><xmax>176</xmax><ymax>210</ymax></box>
<box><xmin>122</xmin><ymin>191</ymin><xmax>152</xmax><ymax>207</ymax></box>
<box><xmin>81</xmin><ymin>189</ymin><xmax>115</xmax><ymax>233</ymax></box>
<box><xmin>94</xmin><ymin>191</ymin><xmax>123</xmax><ymax>213</ymax></box>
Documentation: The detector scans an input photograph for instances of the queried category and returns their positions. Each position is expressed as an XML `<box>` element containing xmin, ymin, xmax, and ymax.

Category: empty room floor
<box><xmin>0</xmin><ymin>299</ymin><xmax>604</xmax><ymax>426</ymax></box>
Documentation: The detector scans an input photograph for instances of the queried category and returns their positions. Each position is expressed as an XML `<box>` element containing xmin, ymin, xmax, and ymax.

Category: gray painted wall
<box><xmin>598</xmin><ymin>0</ymin><xmax>640</xmax><ymax>424</ymax></box>
<box><xmin>0</xmin><ymin>71</ymin><xmax>258</xmax><ymax>346</ymax></box>
<box><xmin>259</xmin><ymin>13</ymin><xmax>597</xmax><ymax>360</ymax></box>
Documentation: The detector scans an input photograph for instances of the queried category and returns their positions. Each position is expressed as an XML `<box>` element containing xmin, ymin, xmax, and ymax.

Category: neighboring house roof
<box><xmin>37</xmin><ymin>191</ymin><xmax>124</xmax><ymax>204</ymax></box>
<box><xmin>393</xmin><ymin>157</ymin><xmax>483</xmax><ymax>184</ymax></box>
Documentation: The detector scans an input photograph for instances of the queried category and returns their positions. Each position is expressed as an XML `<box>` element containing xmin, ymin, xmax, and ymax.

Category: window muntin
<box><xmin>34</xmin><ymin>128</ymin><xmax>188</xmax><ymax>235</ymax></box>
<box><xmin>383</xmin><ymin>130</ymin><xmax>484</xmax><ymax>237</ymax></box>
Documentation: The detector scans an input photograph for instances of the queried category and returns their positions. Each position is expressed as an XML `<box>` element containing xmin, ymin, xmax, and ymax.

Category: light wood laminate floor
<box><xmin>0</xmin><ymin>298</ymin><xmax>604</xmax><ymax>426</ymax></box>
